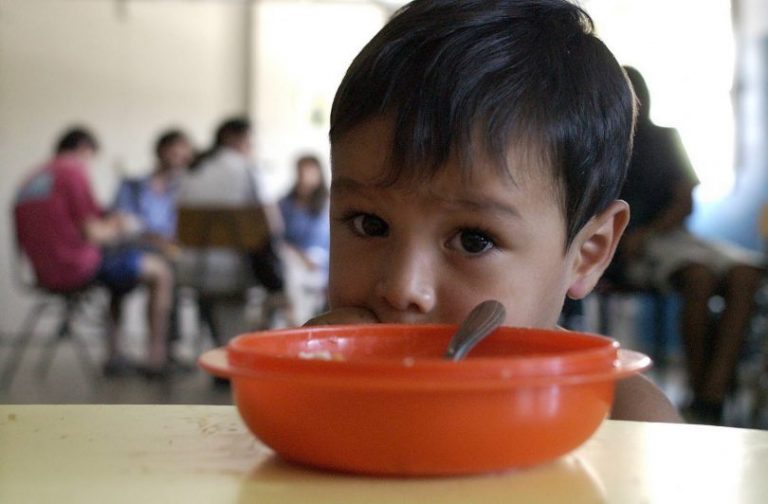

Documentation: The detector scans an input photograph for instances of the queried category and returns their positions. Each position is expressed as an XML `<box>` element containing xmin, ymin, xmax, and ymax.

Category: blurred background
<box><xmin>2</xmin><ymin>0</ymin><xmax>768</xmax><ymax>423</ymax></box>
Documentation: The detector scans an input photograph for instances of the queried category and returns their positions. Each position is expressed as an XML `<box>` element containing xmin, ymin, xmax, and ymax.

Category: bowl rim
<box><xmin>199</xmin><ymin>347</ymin><xmax>650</xmax><ymax>390</ymax></box>
<box><xmin>198</xmin><ymin>325</ymin><xmax>651</xmax><ymax>389</ymax></box>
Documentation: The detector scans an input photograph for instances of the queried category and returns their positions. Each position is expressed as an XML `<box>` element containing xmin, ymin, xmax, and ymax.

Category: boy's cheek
<box><xmin>327</xmin><ymin>246</ymin><xmax>376</xmax><ymax>311</ymax></box>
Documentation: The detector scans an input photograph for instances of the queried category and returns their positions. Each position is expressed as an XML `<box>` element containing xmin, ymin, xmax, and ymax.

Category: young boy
<box><xmin>307</xmin><ymin>0</ymin><xmax>681</xmax><ymax>422</ymax></box>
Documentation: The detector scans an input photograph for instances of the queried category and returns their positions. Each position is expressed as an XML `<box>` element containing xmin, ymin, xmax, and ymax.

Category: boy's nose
<box><xmin>374</xmin><ymin>247</ymin><xmax>436</xmax><ymax>316</ymax></box>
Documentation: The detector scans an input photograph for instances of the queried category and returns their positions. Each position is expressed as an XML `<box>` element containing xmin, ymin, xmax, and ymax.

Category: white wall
<box><xmin>0</xmin><ymin>0</ymin><xmax>386</xmax><ymax>335</ymax></box>
<box><xmin>252</xmin><ymin>1</ymin><xmax>385</xmax><ymax>198</ymax></box>
<box><xmin>0</xmin><ymin>0</ymin><xmax>248</xmax><ymax>332</ymax></box>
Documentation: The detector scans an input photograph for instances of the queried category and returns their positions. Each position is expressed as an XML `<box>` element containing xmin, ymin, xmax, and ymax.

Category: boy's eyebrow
<box><xmin>330</xmin><ymin>176</ymin><xmax>368</xmax><ymax>193</ymax></box>
<box><xmin>332</xmin><ymin>176</ymin><xmax>521</xmax><ymax>219</ymax></box>
<box><xmin>441</xmin><ymin>196</ymin><xmax>521</xmax><ymax>219</ymax></box>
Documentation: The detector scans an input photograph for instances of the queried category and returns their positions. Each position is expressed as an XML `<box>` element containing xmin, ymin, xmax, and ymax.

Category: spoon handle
<box><xmin>444</xmin><ymin>300</ymin><xmax>507</xmax><ymax>361</ymax></box>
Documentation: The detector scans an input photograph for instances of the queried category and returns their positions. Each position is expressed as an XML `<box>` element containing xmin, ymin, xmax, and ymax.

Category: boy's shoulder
<box><xmin>611</xmin><ymin>374</ymin><xmax>682</xmax><ymax>423</ymax></box>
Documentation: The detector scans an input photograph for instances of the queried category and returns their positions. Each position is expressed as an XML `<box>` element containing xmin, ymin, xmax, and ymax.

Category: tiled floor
<box><xmin>2</xmin><ymin>294</ymin><xmax>767</xmax><ymax>430</ymax></box>
<box><xmin>0</xmin><ymin>330</ymin><xmax>231</xmax><ymax>406</ymax></box>
<box><xmin>0</xmin><ymin>286</ymin><xmax>256</xmax><ymax>406</ymax></box>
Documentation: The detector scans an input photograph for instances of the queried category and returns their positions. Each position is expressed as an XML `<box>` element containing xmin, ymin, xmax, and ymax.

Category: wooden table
<box><xmin>2</xmin><ymin>405</ymin><xmax>767</xmax><ymax>503</ymax></box>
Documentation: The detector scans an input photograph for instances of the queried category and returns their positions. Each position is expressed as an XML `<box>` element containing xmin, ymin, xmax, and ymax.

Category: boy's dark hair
<box><xmin>55</xmin><ymin>127</ymin><xmax>99</xmax><ymax>154</ymax></box>
<box><xmin>330</xmin><ymin>0</ymin><xmax>635</xmax><ymax>246</ymax></box>
<box><xmin>154</xmin><ymin>129</ymin><xmax>187</xmax><ymax>157</ymax></box>
<box><xmin>623</xmin><ymin>66</ymin><xmax>650</xmax><ymax>124</ymax></box>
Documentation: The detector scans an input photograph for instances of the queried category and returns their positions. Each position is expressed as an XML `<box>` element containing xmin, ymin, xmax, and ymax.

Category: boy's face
<box><xmin>329</xmin><ymin>118</ymin><xmax>588</xmax><ymax>328</ymax></box>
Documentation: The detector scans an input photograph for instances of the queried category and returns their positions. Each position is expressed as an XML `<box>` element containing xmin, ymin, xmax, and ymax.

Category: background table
<box><xmin>2</xmin><ymin>405</ymin><xmax>767</xmax><ymax>503</ymax></box>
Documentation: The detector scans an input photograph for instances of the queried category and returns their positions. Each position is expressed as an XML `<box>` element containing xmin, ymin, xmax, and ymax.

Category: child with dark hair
<box><xmin>279</xmin><ymin>154</ymin><xmax>331</xmax><ymax>324</ymax></box>
<box><xmin>280</xmin><ymin>154</ymin><xmax>330</xmax><ymax>268</ymax></box>
<box><xmin>114</xmin><ymin>129</ymin><xmax>194</xmax><ymax>256</ymax></box>
<box><xmin>113</xmin><ymin>129</ymin><xmax>195</xmax><ymax>362</ymax></box>
<box><xmin>55</xmin><ymin>127</ymin><xmax>99</xmax><ymax>153</ymax></box>
<box><xmin>15</xmin><ymin>126</ymin><xmax>175</xmax><ymax>377</ymax></box>
<box><xmin>307</xmin><ymin>0</ymin><xmax>681</xmax><ymax>422</ymax></box>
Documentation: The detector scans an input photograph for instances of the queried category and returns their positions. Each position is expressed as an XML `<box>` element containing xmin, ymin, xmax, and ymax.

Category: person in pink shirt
<box><xmin>14</xmin><ymin>127</ymin><xmax>174</xmax><ymax>378</ymax></box>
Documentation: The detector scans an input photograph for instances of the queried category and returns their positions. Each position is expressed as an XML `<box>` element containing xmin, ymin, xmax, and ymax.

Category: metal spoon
<box><xmin>444</xmin><ymin>300</ymin><xmax>507</xmax><ymax>361</ymax></box>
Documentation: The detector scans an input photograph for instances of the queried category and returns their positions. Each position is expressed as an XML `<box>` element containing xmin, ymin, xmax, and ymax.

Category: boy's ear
<box><xmin>566</xmin><ymin>200</ymin><xmax>630</xmax><ymax>300</ymax></box>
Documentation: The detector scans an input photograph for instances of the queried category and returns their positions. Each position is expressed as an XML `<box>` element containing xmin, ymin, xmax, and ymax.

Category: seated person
<box><xmin>14</xmin><ymin>127</ymin><xmax>174</xmax><ymax>377</ymax></box>
<box><xmin>279</xmin><ymin>154</ymin><xmax>330</xmax><ymax>324</ymax></box>
<box><xmin>113</xmin><ymin>129</ymin><xmax>195</xmax><ymax>359</ymax></box>
<box><xmin>616</xmin><ymin>67</ymin><xmax>764</xmax><ymax>424</ymax></box>
<box><xmin>306</xmin><ymin>0</ymin><xmax>681</xmax><ymax>423</ymax></box>
<box><xmin>113</xmin><ymin>129</ymin><xmax>194</xmax><ymax>258</ymax></box>
<box><xmin>177</xmin><ymin>117</ymin><xmax>288</xmax><ymax>338</ymax></box>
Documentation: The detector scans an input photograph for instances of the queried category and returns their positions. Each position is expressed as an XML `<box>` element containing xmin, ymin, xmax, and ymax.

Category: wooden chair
<box><xmin>176</xmin><ymin>206</ymin><xmax>270</xmax><ymax>252</ymax></box>
<box><xmin>175</xmin><ymin>206</ymin><xmax>271</xmax><ymax>347</ymax></box>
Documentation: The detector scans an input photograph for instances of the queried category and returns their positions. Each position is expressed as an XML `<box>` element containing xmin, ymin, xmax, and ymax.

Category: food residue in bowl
<box><xmin>298</xmin><ymin>350</ymin><xmax>345</xmax><ymax>361</ymax></box>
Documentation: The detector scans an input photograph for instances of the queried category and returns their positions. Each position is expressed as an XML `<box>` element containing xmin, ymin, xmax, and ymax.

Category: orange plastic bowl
<box><xmin>199</xmin><ymin>325</ymin><xmax>650</xmax><ymax>476</ymax></box>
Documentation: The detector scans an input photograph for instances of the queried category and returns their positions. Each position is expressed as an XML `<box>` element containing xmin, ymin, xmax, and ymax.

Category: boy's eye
<box><xmin>449</xmin><ymin>229</ymin><xmax>495</xmax><ymax>255</ymax></box>
<box><xmin>350</xmin><ymin>213</ymin><xmax>389</xmax><ymax>237</ymax></box>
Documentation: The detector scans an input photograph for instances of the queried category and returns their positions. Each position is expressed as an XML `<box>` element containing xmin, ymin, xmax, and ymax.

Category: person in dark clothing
<box><xmin>618</xmin><ymin>66</ymin><xmax>764</xmax><ymax>424</ymax></box>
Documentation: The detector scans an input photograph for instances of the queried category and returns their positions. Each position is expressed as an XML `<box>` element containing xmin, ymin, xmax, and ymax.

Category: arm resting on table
<box><xmin>610</xmin><ymin>374</ymin><xmax>683</xmax><ymax>423</ymax></box>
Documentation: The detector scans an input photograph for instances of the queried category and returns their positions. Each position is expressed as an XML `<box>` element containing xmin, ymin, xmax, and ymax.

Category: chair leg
<box><xmin>0</xmin><ymin>301</ymin><xmax>53</xmax><ymax>389</ymax></box>
<box><xmin>749</xmin><ymin>319</ymin><xmax>768</xmax><ymax>426</ymax></box>
<box><xmin>198</xmin><ymin>298</ymin><xmax>221</xmax><ymax>347</ymax></box>
<box><xmin>69</xmin><ymin>329</ymin><xmax>97</xmax><ymax>379</ymax></box>
<box><xmin>36</xmin><ymin>303</ymin><xmax>72</xmax><ymax>378</ymax></box>
<box><xmin>651</xmin><ymin>294</ymin><xmax>669</xmax><ymax>368</ymax></box>
<box><xmin>751</xmin><ymin>370</ymin><xmax>767</xmax><ymax>426</ymax></box>
<box><xmin>71</xmin><ymin>295</ymin><xmax>100</xmax><ymax>377</ymax></box>
<box><xmin>36</xmin><ymin>296</ymin><xmax>99</xmax><ymax>379</ymax></box>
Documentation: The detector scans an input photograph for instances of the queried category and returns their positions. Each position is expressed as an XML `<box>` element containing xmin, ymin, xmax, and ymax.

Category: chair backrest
<box><xmin>176</xmin><ymin>206</ymin><xmax>270</xmax><ymax>251</ymax></box>
<box><xmin>175</xmin><ymin>205</ymin><xmax>272</xmax><ymax>295</ymax></box>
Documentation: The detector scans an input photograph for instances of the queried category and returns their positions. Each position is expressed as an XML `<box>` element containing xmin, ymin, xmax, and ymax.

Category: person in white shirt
<box><xmin>177</xmin><ymin>117</ymin><xmax>288</xmax><ymax>341</ymax></box>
